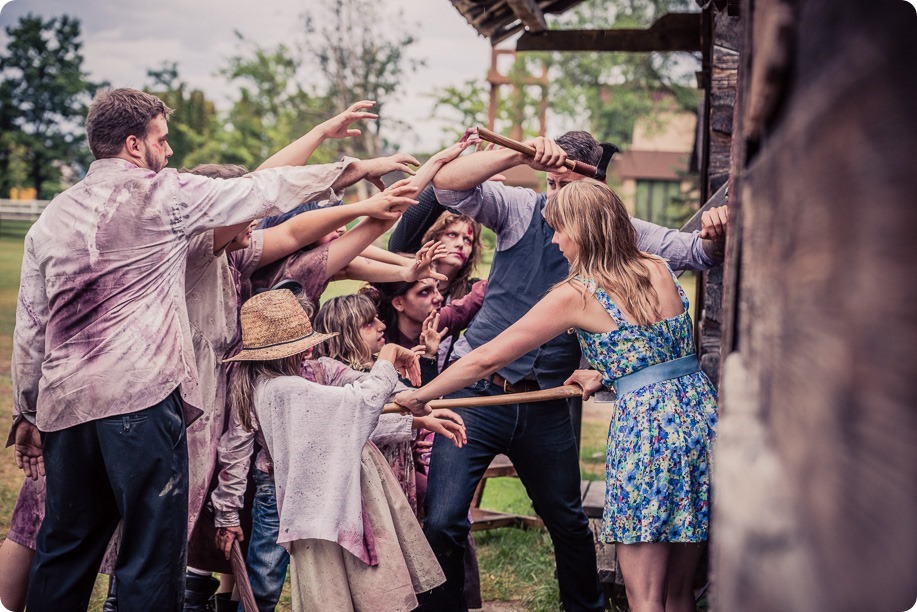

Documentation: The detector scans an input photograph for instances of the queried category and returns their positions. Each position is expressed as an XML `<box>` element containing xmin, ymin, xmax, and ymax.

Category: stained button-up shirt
<box><xmin>11</xmin><ymin>157</ymin><xmax>351</xmax><ymax>435</ymax></box>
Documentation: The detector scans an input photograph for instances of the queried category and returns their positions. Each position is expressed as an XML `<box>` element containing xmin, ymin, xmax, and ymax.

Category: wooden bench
<box><xmin>470</xmin><ymin>454</ymin><xmax>544</xmax><ymax>531</ymax></box>
<box><xmin>581</xmin><ymin>479</ymin><xmax>626</xmax><ymax>607</ymax></box>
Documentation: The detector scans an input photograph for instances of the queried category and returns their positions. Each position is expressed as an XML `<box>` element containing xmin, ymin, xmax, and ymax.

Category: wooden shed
<box><xmin>446</xmin><ymin>0</ymin><xmax>917</xmax><ymax>609</ymax></box>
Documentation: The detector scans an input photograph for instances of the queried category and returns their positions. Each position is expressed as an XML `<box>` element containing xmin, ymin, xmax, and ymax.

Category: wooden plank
<box><xmin>506</xmin><ymin>0</ymin><xmax>547</xmax><ymax>33</ymax></box>
<box><xmin>516</xmin><ymin>13</ymin><xmax>701</xmax><ymax>53</ymax></box>
<box><xmin>582</xmin><ymin>479</ymin><xmax>605</xmax><ymax>519</ymax></box>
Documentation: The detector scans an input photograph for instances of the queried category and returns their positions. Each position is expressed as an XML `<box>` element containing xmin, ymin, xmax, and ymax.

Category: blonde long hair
<box><xmin>227</xmin><ymin>354</ymin><xmax>302</xmax><ymax>432</ymax></box>
<box><xmin>544</xmin><ymin>179</ymin><xmax>663</xmax><ymax>326</ymax></box>
<box><xmin>313</xmin><ymin>294</ymin><xmax>378</xmax><ymax>370</ymax></box>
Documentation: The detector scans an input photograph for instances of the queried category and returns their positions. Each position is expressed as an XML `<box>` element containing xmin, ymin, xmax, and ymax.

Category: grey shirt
<box><xmin>434</xmin><ymin>182</ymin><xmax>716</xmax><ymax>359</ymax></box>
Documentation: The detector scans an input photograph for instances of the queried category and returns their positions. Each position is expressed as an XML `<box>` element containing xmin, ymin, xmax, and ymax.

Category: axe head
<box><xmin>594</xmin><ymin>143</ymin><xmax>619</xmax><ymax>181</ymax></box>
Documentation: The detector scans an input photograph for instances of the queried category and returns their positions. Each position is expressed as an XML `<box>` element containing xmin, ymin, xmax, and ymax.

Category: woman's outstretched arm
<box><xmin>393</xmin><ymin>283</ymin><xmax>584</xmax><ymax>411</ymax></box>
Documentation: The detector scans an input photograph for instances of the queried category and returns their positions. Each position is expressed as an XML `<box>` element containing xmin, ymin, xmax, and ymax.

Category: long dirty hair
<box><xmin>227</xmin><ymin>353</ymin><xmax>302</xmax><ymax>432</ymax></box>
<box><xmin>421</xmin><ymin>211</ymin><xmax>482</xmax><ymax>300</ymax></box>
<box><xmin>313</xmin><ymin>293</ymin><xmax>378</xmax><ymax>371</ymax></box>
<box><xmin>544</xmin><ymin>179</ymin><xmax>663</xmax><ymax>326</ymax></box>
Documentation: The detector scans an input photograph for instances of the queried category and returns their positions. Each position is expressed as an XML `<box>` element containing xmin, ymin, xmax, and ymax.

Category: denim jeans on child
<box><xmin>240</xmin><ymin>468</ymin><xmax>290</xmax><ymax>612</ymax></box>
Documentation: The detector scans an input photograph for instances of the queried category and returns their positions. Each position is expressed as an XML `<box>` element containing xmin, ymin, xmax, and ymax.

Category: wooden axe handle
<box><xmin>231</xmin><ymin>540</ymin><xmax>259</xmax><ymax>612</ymax></box>
<box><xmin>476</xmin><ymin>127</ymin><xmax>599</xmax><ymax>178</ymax></box>
<box><xmin>383</xmin><ymin>384</ymin><xmax>583</xmax><ymax>413</ymax></box>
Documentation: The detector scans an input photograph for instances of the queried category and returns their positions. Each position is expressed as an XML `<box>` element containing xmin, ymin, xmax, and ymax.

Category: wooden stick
<box><xmin>231</xmin><ymin>540</ymin><xmax>259</xmax><ymax>612</ymax></box>
<box><xmin>476</xmin><ymin>127</ymin><xmax>599</xmax><ymax>178</ymax></box>
<box><xmin>383</xmin><ymin>384</ymin><xmax>583</xmax><ymax>413</ymax></box>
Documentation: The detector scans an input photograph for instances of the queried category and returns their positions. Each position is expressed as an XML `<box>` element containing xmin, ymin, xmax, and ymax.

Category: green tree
<box><xmin>430</xmin><ymin>0</ymin><xmax>700</xmax><ymax>148</ymax></box>
<box><xmin>546</xmin><ymin>0</ymin><xmax>700</xmax><ymax>145</ymax></box>
<box><xmin>190</xmin><ymin>34</ymin><xmax>331</xmax><ymax>170</ymax></box>
<box><xmin>0</xmin><ymin>14</ymin><xmax>101</xmax><ymax>198</ymax></box>
<box><xmin>307</xmin><ymin>0</ymin><xmax>422</xmax><ymax>159</ymax></box>
<box><xmin>144</xmin><ymin>62</ymin><xmax>218</xmax><ymax>170</ymax></box>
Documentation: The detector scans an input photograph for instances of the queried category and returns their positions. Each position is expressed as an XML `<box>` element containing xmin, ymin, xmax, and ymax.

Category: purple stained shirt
<box><xmin>11</xmin><ymin>157</ymin><xmax>352</xmax><ymax>436</ymax></box>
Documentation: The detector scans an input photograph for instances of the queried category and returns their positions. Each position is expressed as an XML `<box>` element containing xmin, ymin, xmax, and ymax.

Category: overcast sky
<box><xmin>0</xmin><ymin>0</ymin><xmax>496</xmax><ymax>152</ymax></box>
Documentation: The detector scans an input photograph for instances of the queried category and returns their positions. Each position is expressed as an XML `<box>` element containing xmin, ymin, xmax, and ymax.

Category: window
<box><xmin>635</xmin><ymin>180</ymin><xmax>686</xmax><ymax>228</ymax></box>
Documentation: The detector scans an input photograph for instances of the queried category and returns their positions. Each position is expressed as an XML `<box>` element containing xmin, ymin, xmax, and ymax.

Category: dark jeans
<box><xmin>418</xmin><ymin>380</ymin><xmax>604</xmax><ymax>612</ymax></box>
<box><xmin>27</xmin><ymin>390</ymin><xmax>189</xmax><ymax>612</ymax></box>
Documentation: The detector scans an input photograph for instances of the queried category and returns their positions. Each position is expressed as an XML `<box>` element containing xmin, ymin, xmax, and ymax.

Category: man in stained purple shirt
<box><xmin>7</xmin><ymin>88</ymin><xmax>415</xmax><ymax>611</ymax></box>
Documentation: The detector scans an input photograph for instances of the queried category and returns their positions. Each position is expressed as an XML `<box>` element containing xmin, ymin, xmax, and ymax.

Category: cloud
<box><xmin>0</xmin><ymin>0</ymin><xmax>494</xmax><ymax>151</ymax></box>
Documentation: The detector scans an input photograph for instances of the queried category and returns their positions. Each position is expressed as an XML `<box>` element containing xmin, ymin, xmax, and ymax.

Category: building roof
<box><xmin>613</xmin><ymin>150</ymin><xmax>691</xmax><ymax>181</ymax></box>
<box><xmin>448</xmin><ymin>0</ymin><xmax>589</xmax><ymax>43</ymax></box>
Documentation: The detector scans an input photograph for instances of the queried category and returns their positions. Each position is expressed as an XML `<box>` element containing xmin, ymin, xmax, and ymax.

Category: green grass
<box><xmin>0</xmin><ymin>221</ymin><xmax>698</xmax><ymax>611</ymax></box>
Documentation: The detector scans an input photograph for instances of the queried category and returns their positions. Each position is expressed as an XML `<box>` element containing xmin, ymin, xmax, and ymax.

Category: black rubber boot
<box><xmin>213</xmin><ymin>592</ymin><xmax>238</xmax><ymax>612</ymax></box>
<box><xmin>183</xmin><ymin>572</ymin><xmax>219</xmax><ymax>612</ymax></box>
<box><xmin>102</xmin><ymin>575</ymin><xmax>118</xmax><ymax>612</ymax></box>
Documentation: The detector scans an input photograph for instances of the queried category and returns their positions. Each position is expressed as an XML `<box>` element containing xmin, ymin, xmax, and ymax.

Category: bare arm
<box><xmin>325</xmin><ymin>217</ymin><xmax>396</xmax><ymax>278</ymax></box>
<box><xmin>433</xmin><ymin>136</ymin><xmax>567</xmax><ymax>191</ymax></box>
<box><xmin>393</xmin><ymin>283</ymin><xmax>584</xmax><ymax>410</ymax></box>
<box><xmin>257</xmin><ymin>100</ymin><xmax>378</xmax><ymax>171</ymax></box>
<box><xmin>360</xmin><ymin>244</ymin><xmax>414</xmax><ymax>266</ymax></box>
<box><xmin>339</xmin><ymin>240</ymin><xmax>447</xmax><ymax>283</ymax></box>
<box><xmin>257</xmin><ymin>180</ymin><xmax>419</xmax><ymax>269</ymax></box>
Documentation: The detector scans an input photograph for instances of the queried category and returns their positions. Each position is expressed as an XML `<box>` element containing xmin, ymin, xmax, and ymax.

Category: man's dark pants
<box><xmin>418</xmin><ymin>380</ymin><xmax>604</xmax><ymax>611</ymax></box>
<box><xmin>27</xmin><ymin>390</ymin><xmax>189</xmax><ymax>611</ymax></box>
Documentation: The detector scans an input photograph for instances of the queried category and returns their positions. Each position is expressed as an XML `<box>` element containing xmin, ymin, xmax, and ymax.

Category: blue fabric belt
<box><xmin>611</xmin><ymin>354</ymin><xmax>701</xmax><ymax>397</ymax></box>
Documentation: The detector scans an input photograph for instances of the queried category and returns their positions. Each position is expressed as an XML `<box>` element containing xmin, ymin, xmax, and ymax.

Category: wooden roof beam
<box><xmin>506</xmin><ymin>0</ymin><xmax>548</xmax><ymax>33</ymax></box>
<box><xmin>515</xmin><ymin>12</ymin><xmax>701</xmax><ymax>52</ymax></box>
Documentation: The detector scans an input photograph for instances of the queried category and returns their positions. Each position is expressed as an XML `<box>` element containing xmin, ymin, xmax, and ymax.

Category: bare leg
<box><xmin>616</xmin><ymin>542</ymin><xmax>670</xmax><ymax>612</ymax></box>
<box><xmin>0</xmin><ymin>539</ymin><xmax>35</xmax><ymax>612</ymax></box>
<box><xmin>217</xmin><ymin>572</ymin><xmax>235</xmax><ymax>594</ymax></box>
<box><xmin>664</xmin><ymin>543</ymin><xmax>705</xmax><ymax>612</ymax></box>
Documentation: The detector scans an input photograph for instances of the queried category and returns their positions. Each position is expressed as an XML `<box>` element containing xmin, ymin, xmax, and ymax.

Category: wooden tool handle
<box><xmin>476</xmin><ymin>127</ymin><xmax>598</xmax><ymax>178</ymax></box>
<box><xmin>383</xmin><ymin>384</ymin><xmax>583</xmax><ymax>414</ymax></box>
<box><xmin>231</xmin><ymin>540</ymin><xmax>259</xmax><ymax>612</ymax></box>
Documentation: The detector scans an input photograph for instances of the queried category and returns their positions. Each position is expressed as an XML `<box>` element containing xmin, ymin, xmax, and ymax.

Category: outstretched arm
<box><xmin>257</xmin><ymin>180</ymin><xmax>419</xmax><ymax>269</ymax></box>
<box><xmin>433</xmin><ymin>136</ymin><xmax>566</xmax><ymax>191</ymax></box>
<box><xmin>257</xmin><ymin>100</ymin><xmax>379</xmax><ymax>170</ymax></box>
<box><xmin>393</xmin><ymin>283</ymin><xmax>583</xmax><ymax>411</ymax></box>
<box><xmin>338</xmin><ymin>240</ymin><xmax>447</xmax><ymax>283</ymax></box>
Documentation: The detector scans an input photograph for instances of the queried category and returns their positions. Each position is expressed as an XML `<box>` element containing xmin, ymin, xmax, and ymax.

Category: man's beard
<box><xmin>144</xmin><ymin>148</ymin><xmax>165</xmax><ymax>173</ymax></box>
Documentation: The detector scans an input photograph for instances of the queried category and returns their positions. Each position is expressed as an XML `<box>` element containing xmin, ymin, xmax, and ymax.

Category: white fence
<box><xmin>0</xmin><ymin>199</ymin><xmax>50</xmax><ymax>222</ymax></box>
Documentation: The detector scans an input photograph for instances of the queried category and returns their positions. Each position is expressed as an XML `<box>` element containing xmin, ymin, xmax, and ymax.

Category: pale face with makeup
<box><xmin>435</xmin><ymin>220</ymin><xmax>474</xmax><ymax>278</ymax></box>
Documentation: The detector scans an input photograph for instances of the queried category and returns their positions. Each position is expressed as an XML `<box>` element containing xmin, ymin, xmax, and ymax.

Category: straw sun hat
<box><xmin>224</xmin><ymin>289</ymin><xmax>337</xmax><ymax>362</ymax></box>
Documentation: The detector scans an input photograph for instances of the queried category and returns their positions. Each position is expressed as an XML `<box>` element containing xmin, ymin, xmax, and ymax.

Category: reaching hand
<box><xmin>406</xmin><ymin>240</ymin><xmax>448</xmax><ymax>282</ymax></box>
<box><xmin>359</xmin><ymin>178</ymin><xmax>419</xmax><ymax>220</ymax></box>
<box><xmin>431</xmin><ymin>132</ymin><xmax>483</xmax><ymax>166</ymax></box>
<box><xmin>413</xmin><ymin>409</ymin><xmax>467</xmax><ymax>448</ymax></box>
<box><xmin>359</xmin><ymin>154</ymin><xmax>421</xmax><ymax>191</ymax></box>
<box><xmin>700</xmin><ymin>205</ymin><xmax>728</xmax><ymax>242</ymax></box>
<box><xmin>392</xmin><ymin>389</ymin><xmax>431</xmax><ymax>417</ymax></box>
<box><xmin>418</xmin><ymin>311</ymin><xmax>449</xmax><ymax>359</ymax></box>
<box><xmin>378</xmin><ymin>344</ymin><xmax>424</xmax><ymax>389</ymax></box>
<box><xmin>319</xmin><ymin>100</ymin><xmax>379</xmax><ymax>140</ymax></box>
<box><xmin>14</xmin><ymin>420</ymin><xmax>44</xmax><ymax>480</ymax></box>
<box><xmin>215</xmin><ymin>525</ymin><xmax>244</xmax><ymax>560</ymax></box>
<box><xmin>563</xmin><ymin>369</ymin><xmax>606</xmax><ymax>401</ymax></box>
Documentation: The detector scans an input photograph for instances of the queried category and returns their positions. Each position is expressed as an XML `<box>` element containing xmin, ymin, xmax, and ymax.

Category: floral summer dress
<box><xmin>575</xmin><ymin>272</ymin><xmax>718</xmax><ymax>544</ymax></box>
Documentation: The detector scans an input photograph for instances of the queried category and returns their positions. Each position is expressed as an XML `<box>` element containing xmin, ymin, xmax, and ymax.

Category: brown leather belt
<box><xmin>487</xmin><ymin>372</ymin><xmax>540</xmax><ymax>394</ymax></box>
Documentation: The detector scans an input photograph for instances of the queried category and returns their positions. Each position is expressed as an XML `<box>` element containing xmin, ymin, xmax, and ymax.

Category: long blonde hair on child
<box><xmin>313</xmin><ymin>294</ymin><xmax>378</xmax><ymax>371</ymax></box>
<box><xmin>544</xmin><ymin>179</ymin><xmax>663</xmax><ymax>326</ymax></box>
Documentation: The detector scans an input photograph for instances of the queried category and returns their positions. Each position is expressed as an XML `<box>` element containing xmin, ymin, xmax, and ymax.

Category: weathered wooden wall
<box><xmin>697</xmin><ymin>8</ymin><xmax>741</xmax><ymax>384</ymax></box>
<box><xmin>712</xmin><ymin>0</ymin><xmax>917</xmax><ymax>610</ymax></box>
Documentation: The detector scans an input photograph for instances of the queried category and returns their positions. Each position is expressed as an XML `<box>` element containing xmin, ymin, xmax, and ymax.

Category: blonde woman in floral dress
<box><xmin>395</xmin><ymin>179</ymin><xmax>718</xmax><ymax>612</ymax></box>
